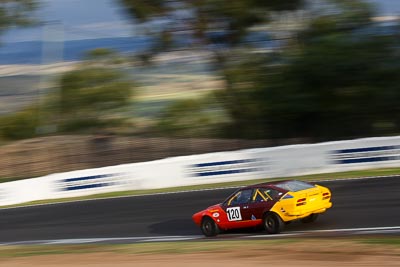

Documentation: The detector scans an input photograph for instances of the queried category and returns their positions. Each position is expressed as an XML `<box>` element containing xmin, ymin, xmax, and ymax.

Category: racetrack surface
<box><xmin>0</xmin><ymin>176</ymin><xmax>399</xmax><ymax>243</ymax></box>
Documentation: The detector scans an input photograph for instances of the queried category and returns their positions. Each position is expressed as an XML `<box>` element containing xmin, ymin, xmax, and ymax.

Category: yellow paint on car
<box><xmin>271</xmin><ymin>184</ymin><xmax>332</xmax><ymax>222</ymax></box>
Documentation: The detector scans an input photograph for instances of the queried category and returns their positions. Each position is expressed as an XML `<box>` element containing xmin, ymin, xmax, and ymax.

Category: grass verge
<box><xmin>1</xmin><ymin>167</ymin><xmax>400</xmax><ymax>209</ymax></box>
<box><xmin>0</xmin><ymin>237</ymin><xmax>399</xmax><ymax>258</ymax></box>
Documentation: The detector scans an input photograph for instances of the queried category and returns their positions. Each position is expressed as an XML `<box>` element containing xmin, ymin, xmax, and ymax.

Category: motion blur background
<box><xmin>0</xmin><ymin>0</ymin><xmax>399</xmax><ymax>181</ymax></box>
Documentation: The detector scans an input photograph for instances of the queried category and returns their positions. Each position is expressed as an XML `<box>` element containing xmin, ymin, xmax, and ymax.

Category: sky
<box><xmin>367</xmin><ymin>0</ymin><xmax>400</xmax><ymax>14</ymax></box>
<box><xmin>2</xmin><ymin>0</ymin><xmax>400</xmax><ymax>43</ymax></box>
<box><xmin>3</xmin><ymin>0</ymin><xmax>133</xmax><ymax>42</ymax></box>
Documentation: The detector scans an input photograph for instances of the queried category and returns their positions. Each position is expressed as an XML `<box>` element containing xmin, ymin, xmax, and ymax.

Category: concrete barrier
<box><xmin>1</xmin><ymin>136</ymin><xmax>400</xmax><ymax>206</ymax></box>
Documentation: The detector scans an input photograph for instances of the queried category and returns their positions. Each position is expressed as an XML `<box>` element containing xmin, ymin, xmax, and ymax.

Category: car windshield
<box><xmin>274</xmin><ymin>180</ymin><xmax>315</xmax><ymax>192</ymax></box>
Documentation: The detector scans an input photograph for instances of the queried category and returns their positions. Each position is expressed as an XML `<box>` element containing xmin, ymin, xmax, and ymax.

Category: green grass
<box><xmin>112</xmin><ymin>239</ymin><xmax>298</xmax><ymax>254</ymax></box>
<box><xmin>0</xmin><ymin>244</ymin><xmax>115</xmax><ymax>258</ymax></box>
<box><xmin>0</xmin><ymin>240</ymin><xmax>294</xmax><ymax>258</ymax></box>
<box><xmin>357</xmin><ymin>238</ymin><xmax>400</xmax><ymax>246</ymax></box>
<box><xmin>1</xmin><ymin>167</ymin><xmax>400</xmax><ymax>209</ymax></box>
<box><xmin>0</xmin><ymin>237</ymin><xmax>399</xmax><ymax>258</ymax></box>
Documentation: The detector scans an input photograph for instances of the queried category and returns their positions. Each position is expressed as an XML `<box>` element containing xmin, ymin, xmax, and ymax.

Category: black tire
<box><xmin>201</xmin><ymin>217</ymin><xmax>219</xmax><ymax>237</ymax></box>
<box><xmin>263</xmin><ymin>213</ymin><xmax>284</xmax><ymax>234</ymax></box>
<box><xmin>301</xmin><ymin>214</ymin><xmax>319</xmax><ymax>223</ymax></box>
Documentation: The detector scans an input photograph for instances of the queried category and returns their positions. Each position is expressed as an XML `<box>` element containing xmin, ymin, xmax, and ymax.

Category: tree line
<box><xmin>1</xmin><ymin>0</ymin><xmax>400</xmax><ymax>142</ymax></box>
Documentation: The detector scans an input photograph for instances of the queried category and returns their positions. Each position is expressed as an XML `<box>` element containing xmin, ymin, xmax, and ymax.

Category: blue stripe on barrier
<box><xmin>65</xmin><ymin>183</ymin><xmax>110</xmax><ymax>191</ymax></box>
<box><xmin>333</xmin><ymin>145</ymin><xmax>400</xmax><ymax>154</ymax></box>
<box><xmin>337</xmin><ymin>156</ymin><xmax>399</xmax><ymax>164</ymax></box>
<box><xmin>196</xmin><ymin>168</ymin><xmax>258</xmax><ymax>177</ymax></box>
<box><xmin>64</xmin><ymin>174</ymin><xmax>111</xmax><ymax>183</ymax></box>
<box><xmin>193</xmin><ymin>159</ymin><xmax>254</xmax><ymax>168</ymax></box>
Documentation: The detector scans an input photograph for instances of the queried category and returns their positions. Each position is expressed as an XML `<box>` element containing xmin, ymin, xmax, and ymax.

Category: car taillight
<box><xmin>322</xmin><ymin>192</ymin><xmax>330</xmax><ymax>200</ymax></box>
<box><xmin>296</xmin><ymin>198</ymin><xmax>306</xmax><ymax>206</ymax></box>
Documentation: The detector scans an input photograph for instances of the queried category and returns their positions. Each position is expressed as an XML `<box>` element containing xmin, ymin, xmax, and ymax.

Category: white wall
<box><xmin>1</xmin><ymin>136</ymin><xmax>400</xmax><ymax>206</ymax></box>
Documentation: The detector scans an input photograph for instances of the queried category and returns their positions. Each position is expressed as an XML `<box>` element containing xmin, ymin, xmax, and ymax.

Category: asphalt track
<box><xmin>0</xmin><ymin>176</ymin><xmax>399</xmax><ymax>243</ymax></box>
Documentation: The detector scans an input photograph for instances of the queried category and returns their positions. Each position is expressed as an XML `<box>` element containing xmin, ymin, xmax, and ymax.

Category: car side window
<box><xmin>252</xmin><ymin>189</ymin><xmax>267</xmax><ymax>203</ymax></box>
<box><xmin>228</xmin><ymin>189</ymin><xmax>253</xmax><ymax>206</ymax></box>
<box><xmin>263</xmin><ymin>188</ymin><xmax>281</xmax><ymax>200</ymax></box>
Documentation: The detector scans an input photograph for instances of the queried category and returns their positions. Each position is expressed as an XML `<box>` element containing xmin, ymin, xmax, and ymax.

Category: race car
<box><xmin>192</xmin><ymin>180</ymin><xmax>332</xmax><ymax>237</ymax></box>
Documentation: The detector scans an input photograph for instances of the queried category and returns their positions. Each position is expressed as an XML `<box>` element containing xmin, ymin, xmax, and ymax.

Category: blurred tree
<box><xmin>0</xmin><ymin>1</ymin><xmax>38</xmax><ymax>139</ymax></box>
<box><xmin>156</xmin><ymin>97</ymin><xmax>228</xmax><ymax>137</ymax></box>
<box><xmin>0</xmin><ymin>107</ymin><xmax>38</xmax><ymax>140</ymax></box>
<box><xmin>275</xmin><ymin>1</ymin><xmax>400</xmax><ymax>140</ymax></box>
<box><xmin>118</xmin><ymin>0</ymin><xmax>303</xmax><ymax>51</ymax></box>
<box><xmin>58</xmin><ymin>66</ymin><xmax>134</xmax><ymax>132</ymax></box>
<box><xmin>0</xmin><ymin>3</ymin><xmax>138</xmax><ymax>140</ymax></box>
<box><xmin>0</xmin><ymin>0</ymin><xmax>38</xmax><ymax>39</ymax></box>
<box><xmin>219</xmin><ymin>0</ymin><xmax>400</xmax><ymax>140</ymax></box>
<box><xmin>85</xmin><ymin>48</ymin><xmax>118</xmax><ymax>59</ymax></box>
<box><xmin>213</xmin><ymin>53</ymin><xmax>272</xmax><ymax>139</ymax></box>
<box><xmin>119</xmin><ymin>0</ymin><xmax>400</xmax><ymax>141</ymax></box>
<box><xmin>118</xmin><ymin>0</ymin><xmax>304</xmax><ymax>137</ymax></box>
<box><xmin>0</xmin><ymin>49</ymin><xmax>136</xmax><ymax>139</ymax></box>
<box><xmin>84</xmin><ymin>48</ymin><xmax>128</xmax><ymax>65</ymax></box>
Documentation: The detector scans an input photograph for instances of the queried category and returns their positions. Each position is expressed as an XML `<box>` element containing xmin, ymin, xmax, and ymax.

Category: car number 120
<box><xmin>226</xmin><ymin>207</ymin><xmax>242</xmax><ymax>221</ymax></box>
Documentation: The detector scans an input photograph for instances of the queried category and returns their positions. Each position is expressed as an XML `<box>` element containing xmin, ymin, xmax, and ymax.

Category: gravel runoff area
<box><xmin>0</xmin><ymin>239</ymin><xmax>399</xmax><ymax>266</ymax></box>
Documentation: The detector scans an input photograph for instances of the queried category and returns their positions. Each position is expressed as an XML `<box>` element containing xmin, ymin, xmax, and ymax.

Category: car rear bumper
<box><xmin>286</xmin><ymin>202</ymin><xmax>332</xmax><ymax>217</ymax></box>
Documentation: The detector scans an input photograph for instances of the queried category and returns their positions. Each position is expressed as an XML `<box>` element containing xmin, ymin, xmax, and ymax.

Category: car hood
<box><xmin>207</xmin><ymin>204</ymin><xmax>222</xmax><ymax>210</ymax></box>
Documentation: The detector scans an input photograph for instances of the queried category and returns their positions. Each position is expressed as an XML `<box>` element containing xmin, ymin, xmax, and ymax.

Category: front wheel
<box><xmin>201</xmin><ymin>217</ymin><xmax>219</xmax><ymax>237</ymax></box>
<box><xmin>263</xmin><ymin>213</ymin><xmax>284</xmax><ymax>234</ymax></box>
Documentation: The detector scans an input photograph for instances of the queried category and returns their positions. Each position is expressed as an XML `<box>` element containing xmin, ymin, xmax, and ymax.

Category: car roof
<box><xmin>240</xmin><ymin>180</ymin><xmax>292</xmax><ymax>191</ymax></box>
<box><xmin>222</xmin><ymin>180</ymin><xmax>291</xmax><ymax>203</ymax></box>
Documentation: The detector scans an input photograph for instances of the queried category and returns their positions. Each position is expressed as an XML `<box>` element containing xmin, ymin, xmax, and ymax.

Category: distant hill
<box><xmin>0</xmin><ymin>31</ymin><xmax>277</xmax><ymax>65</ymax></box>
<box><xmin>0</xmin><ymin>37</ymin><xmax>152</xmax><ymax>65</ymax></box>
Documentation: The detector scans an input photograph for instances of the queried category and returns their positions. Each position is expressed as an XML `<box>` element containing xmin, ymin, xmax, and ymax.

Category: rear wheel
<box><xmin>201</xmin><ymin>217</ymin><xmax>219</xmax><ymax>237</ymax></box>
<box><xmin>263</xmin><ymin>213</ymin><xmax>284</xmax><ymax>234</ymax></box>
<box><xmin>301</xmin><ymin>214</ymin><xmax>319</xmax><ymax>223</ymax></box>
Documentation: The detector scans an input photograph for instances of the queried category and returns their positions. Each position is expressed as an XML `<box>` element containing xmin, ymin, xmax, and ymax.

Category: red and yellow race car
<box><xmin>192</xmin><ymin>180</ymin><xmax>332</xmax><ymax>237</ymax></box>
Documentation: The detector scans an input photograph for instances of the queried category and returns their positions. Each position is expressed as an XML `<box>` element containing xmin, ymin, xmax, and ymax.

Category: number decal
<box><xmin>226</xmin><ymin>207</ymin><xmax>242</xmax><ymax>221</ymax></box>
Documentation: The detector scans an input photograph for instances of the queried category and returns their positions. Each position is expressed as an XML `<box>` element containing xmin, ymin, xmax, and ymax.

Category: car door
<box><xmin>243</xmin><ymin>187</ymin><xmax>281</xmax><ymax>224</ymax></box>
<box><xmin>221</xmin><ymin>188</ymin><xmax>254</xmax><ymax>229</ymax></box>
